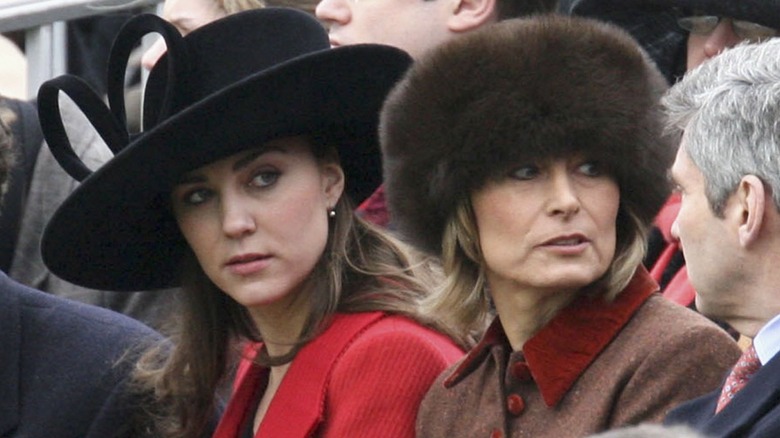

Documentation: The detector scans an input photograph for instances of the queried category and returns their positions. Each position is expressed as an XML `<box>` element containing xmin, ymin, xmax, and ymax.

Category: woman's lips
<box><xmin>538</xmin><ymin>234</ymin><xmax>590</xmax><ymax>255</ymax></box>
<box><xmin>226</xmin><ymin>254</ymin><xmax>272</xmax><ymax>276</ymax></box>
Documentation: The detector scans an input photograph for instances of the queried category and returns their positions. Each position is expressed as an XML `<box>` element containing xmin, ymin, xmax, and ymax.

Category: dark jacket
<box><xmin>665</xmin><ymin>353</ymin><xmax>780</xmax><ymax>438</ymax></box>
<box><xmin>0</xmin><ymin>271</ymin><xmax>161</xmax><ymax>438</ymax></box>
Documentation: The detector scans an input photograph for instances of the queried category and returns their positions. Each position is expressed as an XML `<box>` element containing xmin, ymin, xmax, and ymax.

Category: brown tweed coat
<box><xmin>416</xmin><ymin>268</ymin><xmax>741</xmax><ymax>438</ymax></box>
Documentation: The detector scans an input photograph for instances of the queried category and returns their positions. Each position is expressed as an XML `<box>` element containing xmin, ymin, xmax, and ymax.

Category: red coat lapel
<box><xmin>213</xmin><ymin>312</ymin><xmax>386</xmax><ymax>438</ymax></box>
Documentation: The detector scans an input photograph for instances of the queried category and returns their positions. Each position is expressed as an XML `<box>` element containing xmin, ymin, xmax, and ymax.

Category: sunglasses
<box><xmin>677</xmin><ymin>15</ymin><xmax>778</xmax><ymax>42</ymax></box>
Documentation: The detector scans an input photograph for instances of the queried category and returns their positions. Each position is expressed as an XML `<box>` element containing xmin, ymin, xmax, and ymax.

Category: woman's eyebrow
<box><xmin>175</xmin><ymin>174</ymin><xmax>205</xmax><ymax>186</ymax></box>
<box><xmin>175</xmin><ymin>146</ymin><xmax>287</xmax><ymax>185</ymax></box>
<box><xmin>232</xmin><ymin>146</ymin><xmax>285</xmax><ymax>172</ymax></box>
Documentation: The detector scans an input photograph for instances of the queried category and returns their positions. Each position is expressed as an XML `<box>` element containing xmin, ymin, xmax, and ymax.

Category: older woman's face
<box><xmin>171</xmin><ymin>136</ymin><xmax>344</xmax><ymax>309</ymax></box>
<box><xmin>471</xmin><ymin>156</ymin><xmax>619</xmax><ymax>297</ymax></box>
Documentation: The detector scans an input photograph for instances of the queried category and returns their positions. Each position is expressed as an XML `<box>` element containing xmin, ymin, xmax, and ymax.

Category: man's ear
<box><xmin>447</xmin><ymin>0</ymin><xmax>497</xmax><ymax>33</ymax></box>
<box><xmin>321</xmin><ymin>162</ymin><xmax>345</xmax><ymax>207</ymax></box>
<box><xmin>735</xmin><ymin>175</ymin><xmax>767</xmax><ymax>248</ymax></box>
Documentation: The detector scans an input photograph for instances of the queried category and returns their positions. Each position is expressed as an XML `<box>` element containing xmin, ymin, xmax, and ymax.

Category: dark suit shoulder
<box><xmin>10</xmin><ymin>273</ymin><xmax>157</xmax><ymax>336</ymax></box>
<box><xmin>0</xmin><ymin>271</ymin><xmax>161</xmax><ymax>438</ymax></box>
<box><xmin>666</xmin><ymin>347</ymin><xmax>780</xmax><ymax>438</ymax></box>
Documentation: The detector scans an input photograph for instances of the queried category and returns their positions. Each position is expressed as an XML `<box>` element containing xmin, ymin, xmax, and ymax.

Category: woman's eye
<box><xmin>183</xmin><ymin>188</ymin><xmax>211</xmax><ymax>205</ymax></box>
<box><xmin>511</xmin><ymin>165</ymin><xmax>539</xmax><ymax>180</ymax></box>
<box><xmin>578</xmin><ymin>161</ymin><xmax>603</xmax><ymax>177</ymax></box>
<box><xmin>251</xmin><ymin>170</ymin><xmax>280</xmax><ymax>188</ymax></box>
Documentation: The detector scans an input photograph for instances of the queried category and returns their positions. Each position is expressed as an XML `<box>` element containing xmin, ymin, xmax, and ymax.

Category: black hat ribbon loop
<box><xmin>37</xmin><ymin>75</ymin><xmax>128</xmax><ymax>182</ymax></box>
<box><xmin>37</xmin><ymin>14</ymin><xmax>190</xmax><ymax>183</ymax></box>
<box><xmin>106</xmin><ymin>14</ymin><xmax>189</xmax><ymax>134</ymax></box>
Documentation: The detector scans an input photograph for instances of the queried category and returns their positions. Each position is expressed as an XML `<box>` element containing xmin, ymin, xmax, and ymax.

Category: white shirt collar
<box><xmin>753</xmin><ymin>313</ymin><xmax>780</xmax><ymax>365</ymax></box>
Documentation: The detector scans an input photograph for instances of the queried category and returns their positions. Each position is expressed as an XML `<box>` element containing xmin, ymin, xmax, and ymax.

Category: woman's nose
<box><xmin>547</xmin><ymin>171</ymin><xmax>581</xmax><ymax>217</ymax></box>
<box><xmin>221</xmin><ymin>198</ymin><xmax>256</xmax><ymax>238</ymax></box>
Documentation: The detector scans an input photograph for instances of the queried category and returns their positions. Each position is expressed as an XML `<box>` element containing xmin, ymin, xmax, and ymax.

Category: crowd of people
<box><xmin>1</xmin><ymin>0</ymin><xmax>780</xmax><ymax>437</ymax></box>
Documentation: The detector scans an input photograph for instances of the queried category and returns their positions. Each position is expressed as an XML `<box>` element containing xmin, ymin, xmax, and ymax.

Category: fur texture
<box><xmin>381</xmin><ymin>15</ymin><xmax>674</xmax><ymax>256</ymax></box>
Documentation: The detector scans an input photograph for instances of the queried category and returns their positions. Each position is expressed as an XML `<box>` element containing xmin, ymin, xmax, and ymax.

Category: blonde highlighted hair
<box><xmin>424</xmin><ymin>196</ymin><xmax>648</xmax><ymax>335</ymax></box>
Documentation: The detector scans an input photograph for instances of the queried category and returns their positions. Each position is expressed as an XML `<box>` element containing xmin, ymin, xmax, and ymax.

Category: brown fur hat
<box><xmin>381</xmin><ymin>15</ymin><xmax>674</xmax><ymax>256</ymax></box>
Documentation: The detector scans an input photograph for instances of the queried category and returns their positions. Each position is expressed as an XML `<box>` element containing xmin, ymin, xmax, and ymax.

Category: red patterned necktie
<box><xmin>715</xmin><ymin>345</ymin><xmax>761</xmax><ymax>413</ymax></box>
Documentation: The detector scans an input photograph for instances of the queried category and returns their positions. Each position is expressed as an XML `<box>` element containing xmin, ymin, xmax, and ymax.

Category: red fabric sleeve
<box><xmin>319</xmin><ymin>320</ymin><xmax>463</xmax><ymax>437</ymax></box>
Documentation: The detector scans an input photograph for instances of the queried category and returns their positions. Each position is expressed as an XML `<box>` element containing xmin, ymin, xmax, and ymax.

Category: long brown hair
<box><xmin>133</xmin><ymin>139</ymin><xmax>465</xmax><ymax>438</ymax></box>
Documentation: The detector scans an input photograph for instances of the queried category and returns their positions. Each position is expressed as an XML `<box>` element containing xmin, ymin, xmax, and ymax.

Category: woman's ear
<box><xmin>321</xmin><ymin>162</ymin><xmax>345</xmax><ymax>207</ymax></box>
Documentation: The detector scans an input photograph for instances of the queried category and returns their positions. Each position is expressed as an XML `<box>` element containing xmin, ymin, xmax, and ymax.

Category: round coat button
<box><xmin>512</xmin><ymin>362</ymin><xmax>532</xmax><ymax>381</ymax></box>
<box><xmin>506</xmin><ymin>393</ymin><xmax>526</xmax><ymax>416</ymax></box>
<box><xmin>490</xmin><ymin>428</ymin><xmax>504</xmax><ymax>438</ymax></box>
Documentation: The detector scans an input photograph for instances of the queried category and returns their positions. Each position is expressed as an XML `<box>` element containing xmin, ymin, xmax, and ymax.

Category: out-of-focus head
<box><xmin>567</xmin><ymin>0</ymin><xmax>780</xmax><ymax>76</ymax></box>
<box><xmin>382</xmin><ymin>15</ymin><xmax>673</xmax><ymax>307</ymax></box>
<box><xmin>675</xmin><ymin>0</ymin><xmax>780</xmax><ymax>69</ymax></box>
<box><xmin>140</xmin><ymin>0</ymin><xmax>267</xmax><ymax>70</ymax></box>
<box><xmin>314</xmin><ymin>0</ymin><xmax>557</xmax><ymax>59</ymax></box>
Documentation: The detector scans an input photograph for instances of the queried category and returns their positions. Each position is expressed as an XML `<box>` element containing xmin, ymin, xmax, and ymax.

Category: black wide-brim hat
<box><xmin>38</xmin><ymin>8</ymin><xmax>412</xmax><ymax>291</ymax></box>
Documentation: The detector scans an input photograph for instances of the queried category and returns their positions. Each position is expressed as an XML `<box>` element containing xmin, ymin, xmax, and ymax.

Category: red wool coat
<box><xmin>416</xmin><ymin>268</ymin><xmax>742</xmax><ymax>438</ymax></box>
<box><xmin>212</xmin><ymin>311</ymin><xmax>464</xmax><ymax>438</ymax></box>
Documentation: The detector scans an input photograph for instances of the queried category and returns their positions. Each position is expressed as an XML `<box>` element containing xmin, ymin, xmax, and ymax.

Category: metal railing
<box><xmin>0</xmin><ymin>0</ymin><xmax>162</xmax><ymax>98</ymax></box>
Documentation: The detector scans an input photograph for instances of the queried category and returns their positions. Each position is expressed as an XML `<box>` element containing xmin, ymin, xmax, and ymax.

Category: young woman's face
<box><xmin>171</xmin><ymin>136</ymin><xmax>344</xmax><ymax>309</ymax></box>
<box><xmin>471</xmin><ymin>155</ymin><xmax>619</xmax><ymax>298</ymax></box>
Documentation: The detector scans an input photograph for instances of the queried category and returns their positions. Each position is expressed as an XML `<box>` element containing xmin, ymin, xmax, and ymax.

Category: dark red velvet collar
<box><xmin>444</xmin><ymin>267</ymin><xmax>658</xmax><ymax>407</ymax></box>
